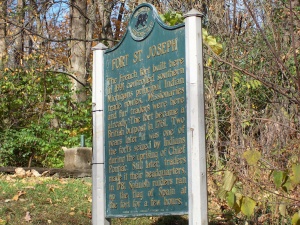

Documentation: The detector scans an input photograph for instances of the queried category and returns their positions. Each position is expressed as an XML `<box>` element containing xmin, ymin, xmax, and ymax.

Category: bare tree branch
<box><xmin>45</xmin><ymin>70</ymin><xmax>91</xmax><ymax>91</ymax></box>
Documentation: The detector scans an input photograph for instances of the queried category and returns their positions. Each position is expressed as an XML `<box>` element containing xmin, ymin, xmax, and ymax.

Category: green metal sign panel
<box><xmin>104</xmin><ymin>3</ymin><xmax>187</xmax><ymax>217</ymax></box>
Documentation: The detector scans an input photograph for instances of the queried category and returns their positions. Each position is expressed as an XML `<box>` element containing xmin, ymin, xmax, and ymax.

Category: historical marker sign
<box><xmin>104</xmin><ymin>3</ymin><xmax>188</xmax><ymax>217</ymax></box>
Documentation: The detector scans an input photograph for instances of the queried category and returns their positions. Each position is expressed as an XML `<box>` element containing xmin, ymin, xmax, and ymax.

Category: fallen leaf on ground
<box><xmin>5</xmin><ymin>176</ymin><xmax>12</xmax><ymax>181</ymax></box>
<box><xmin>41</xmin><ymin>171</ymin><xmax>50</xmax><ymax>176</ymax></box>
<box><xmin>24</xmin><ymin>211</ymin><xmax>31</xmax><ymax>222</ymax></box>
<box><xmin>87</xmin><ymin>196</ymin><xmax>92</xmax><ymax>203</ymax></box>
<box><xmin>24</xmin><ymin>186</ymin><xmax>35</xmax><ymax>190</ymax></box>
<box><xmin>59</xmin><ymin>179</ymin><xmax>68</xmax><ymax>184</ymax></box>
<box><xmin>85</xmin><ymin>182</ymin><xmax>92</xmax><ymax>186</ymax></box>
<box><xmin>47</xmin><ymin>198</ymin><xmax>53</xmax><ymax>204</ymax></box>
<box><xmin>31</xmin><ymin>169</ymin><xmax>41</xmax><ymax>177</ymax></box>
<box><xmin>12</xmin><ymin>190</ymin><xmax>26</xmax><ymax>201</ymax></box>
<box><xmin>15</xmin><ymin>168</ymin><xmax>26</xmax><ymax>178</ymax></box>
<box><xmin>49</xmin><ymin>187</ymin><xmax>55</xmax><ymax>192</ymax></box>
<box><xmin>26</xmin><ymin>170</ymin><xmax>32</xmax><ymax>177</ymax></box>
<box><xmin>87</xmin><ymin>209</ymin><xmax>92</xmax><ymax>219</ymax></box>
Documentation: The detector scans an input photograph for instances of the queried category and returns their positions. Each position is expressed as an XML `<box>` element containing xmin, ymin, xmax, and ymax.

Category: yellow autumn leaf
<box><xmin>206</xmin><ymin>35</ymin><xmax>217</xmax><ymax>46</ymax></box>
<box><xmin>0</xmin><ymin>218</ymin><xmax>6</xmax><ymax>225</ymax></box>
<box><xmin>210</xmin><ymin>43</ymin><xmax>223</xmax><ymax>55</ymax></box>
<box><xmin>202</xmin><ymin>29</ymin><xmax>223</xmax><ymax>55</ymax></box>
<box><xmin>243</xmin><ymin>149</ymin><xmax>261</xmax><ymax>165</ymax></box>
<box><xmin>290</xmin><ymin>164</ymin><xmax>300</xmax><ymax>185</ymax></box>
<box><xmin>87</xmin><ymin>77</ymin><xmax>92</xmax><ymax>84</ymax></box>
<box><xmin>279</xmin><ymin>203</ymin><xmax>287</xmax><ymax>217</ymax></box>
<box><xmin>12</xmin><ymin>190</ymin><xmax>26</xmax><ymax>201</ymax></box>
<box><xmin>79</xmin><ymin>127</ymin><xmax>89</xmax><ymax>132</ymax></box>
<box><xmin>70</xmin><ymin>130</ymin><xmax>77</xmax><ymax>137</ymax></box>
<box><xmin>202</xmin><ymin>28</ymin><xmax>208</xmax><ymax>38</ymax></box>
<box><xmin>292</xmin><ymin>211</ymin><xmax>300</xmax><ymax>225</ymax></box>
<box><xmin>241</xmin><ymin>197</ymin><xmax>256</xmax><ymax>217</ymax></box>
<box><xmin>206</xmin><ymin>57</ymin><xmax>213</xmax><ymax>67</ymax></box>
<box><xmin>47</xmin><ymin>198</ymin><xmax>53</xmax><ymax>204</ymax></box>
<box><xmin>223</xmin><ymin>171</ymin><xmax>237</xmax><ymax>192</ymax></box>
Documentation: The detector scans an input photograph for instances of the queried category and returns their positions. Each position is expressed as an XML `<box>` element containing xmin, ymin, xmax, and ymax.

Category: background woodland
<box><xmin>0</xmin><ymin>0</ymin><xmax>299</xmax><ymax>223</ymax></box>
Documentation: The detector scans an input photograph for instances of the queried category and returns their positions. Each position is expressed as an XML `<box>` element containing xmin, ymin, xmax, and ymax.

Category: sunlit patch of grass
<box><xmin>0</xmin><ymin>174</ymin><xmax>190</xmax><ymax>225</ymax></box>
<box><xmin>0</xmin><ymin>175</ymin><xmax>92</xmax><ymax>224</ymax></box>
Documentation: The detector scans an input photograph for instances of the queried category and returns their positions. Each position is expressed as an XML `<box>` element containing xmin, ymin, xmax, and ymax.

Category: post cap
<box><xmin>184</xmin><ymin>9</ymin><xmax>204</xmax><ymax>18</ymax></box>
<box><xmin>92</xmin><ymin>43</ymin><xmax>108</xmax><ymax>51</ymax></box>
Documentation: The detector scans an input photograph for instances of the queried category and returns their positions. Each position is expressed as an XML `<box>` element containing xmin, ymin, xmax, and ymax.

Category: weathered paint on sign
<box><xmin>104</xmin><ymin>3</ymin><xmax>187</xmax><ymax>217</ymax></box>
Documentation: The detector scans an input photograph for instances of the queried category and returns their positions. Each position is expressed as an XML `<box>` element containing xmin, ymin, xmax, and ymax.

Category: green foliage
<box><xmin>279</xmin><ymin>203</ymin><xmax>288</xmax><ymax>217</ymax></box>
<box><xmin>273</xmin><ymin>170</ymin><xmax>287</xmax><ymax>189</ymax></box>
<box><xmin>292</xmin><ymin>211</ymin><xmax>300</xmax><ymax>225</ymax></box>
<box><xmin>233</xmin><ymin>72</ymin><xmax>262</xmax><ymax>90</ymax></box>
<box><xmin>160</xmin><ymin>12</ymin><xmax>223</xmax><ymax>56</ymax></box>
<box><xmin>272</xmin><ymin>165</ymin><xmax>300</xmax><ymax>193</ymax></box>
<box><xmin>240</xmin><ymin>197</ymin><xmax>256</xmax><ymax>217</ymax></box>
<box><xmin>155</xmin><ymin>1</ymin><xmax>300</xmax><ymax>224</ymax></box>
<box><xmin>160</xmin><ymin>11</ymin><xmax>184</xmax><ymax>26</ymax></box>
<box><xmin>226</xmin><ymin>191</ymin><xmax>241</xmax><ymax>214</ymax></box>
<box><xmin>0</xmin><ymin>55</ymin><xmax>92</xmax><ymax>167</ymax></box>
<box><xmin>243</xmin><ymin>149</ymin><xmax>261</xmax><ymax>166</ymax></box>
<box><xmin>290</xmin><ymin>164</ymin><xmax>300</xmax><ymax>185</ymax></box>
<box><xmin>223</xmin><ymin>171</ymin><xmax>236</xmax><ymax>192</ymax></box>
<box><xmin>202</xmin><ymin>28</ymin><xmax>223</xmax><ymax>55</ymax></box>
<box><xmin>219</xmin><ymin>156</ymin><xmax>300</xmax><ymax>222</ymax></box>
<box><xmin>220</xmin><ymin>170</ymin><xmax>257</xmax><ymax>217</ymax></box>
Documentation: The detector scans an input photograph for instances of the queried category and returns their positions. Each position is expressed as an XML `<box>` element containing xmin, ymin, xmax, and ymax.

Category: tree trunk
<box><xmin>208</xmin><ymin>70</ymin><xmax>220</xmax><ymax>169</ymax></box>
<box><xmin>28</xmin><ymin>0</ymin><xmax>43</xmax><ymax>52</ymax></box>
<box><xmin>114</xmin><ymin>2</ymin><xmax>125</xmax><ymax>40</ymax></box>
<box><xmin>85</xmin><ymin>0</ymin><xmax>95</xmax><ymax>75</ymax></box>
<box><xmin>95</xmin><ymin>0</ymin><xmax>113</xmax><ymax>47</ymax></box>
<box><xmin>70</xmin><ymin>0</ymin><xmax>87</xmax><ymax>103</ymax></box>
<box><xmin>289</xmin><ymin>0</ymin><xmax>300</xmax><ymax>91</ymax></box>
<box><xmin>14</xmin><ymin>0</ymin><xmax>24</xmax><ymax>67</ymax></box>
<box><xmin>0</xmin><ymin>1</ymin><xmax>7</xmax><ymax>69</ymax></box>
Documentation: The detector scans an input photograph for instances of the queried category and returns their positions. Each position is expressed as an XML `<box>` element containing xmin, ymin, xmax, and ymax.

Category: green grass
<box><xmin>0</xmin><ymin>174</ymin><xmax>190</xmax><ymax>225</ymax></box>
<box><xmin>0</xmin><ymin>175</ymin><xmax>92</xmax><ymax>224</ymax></box>
<box><xmin>3</xmin><ymin>172</ymin><xmax>285</xmax><ymax>225</ymax></box>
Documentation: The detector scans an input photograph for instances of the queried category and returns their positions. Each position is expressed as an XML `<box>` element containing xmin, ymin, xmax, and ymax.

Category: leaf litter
<box><xmin>0</xmin><ymin>168</ymin><xmax>94</xmax><ymax>224</ymax></box>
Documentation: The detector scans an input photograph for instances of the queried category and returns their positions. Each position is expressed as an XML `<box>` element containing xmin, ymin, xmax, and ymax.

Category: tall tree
<box><xmin>70</xmin><ymin>0</ymin><xmax>88</xmax><ymax>103</ymax></box>
<box><xmin>0</xmin><ymin>1</ymin><xmax>7</xmax><ymax>69</ymax></box>
<box><xmin>14</xmin><ymin>0</ymin><xmax>25</xmax><ymax>66</ymax></box>
<box><xmin>86</xmin><ymin>0</ymin><xmax>96</xmax><ymax>75</ymax></box>
<box><xmin>95</xmin><ymin>0</ymin><xmax>114</xmax><ymax>46</ymax></box>
<box><xmin>0</xmin><ymin>1</ymin><xmax>7</xmax><ymax>68</ymax></box>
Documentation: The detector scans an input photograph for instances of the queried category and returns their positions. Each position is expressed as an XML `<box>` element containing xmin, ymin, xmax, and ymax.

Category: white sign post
<box><xmin>92</xmin><ymin>43</ymin><xmax>110</xmax><ymax>225</ymax></box>
<box><xmin>185</xmin><ymin>9</ymin><xmax>208</xmax><ymax>225</ymax></box>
